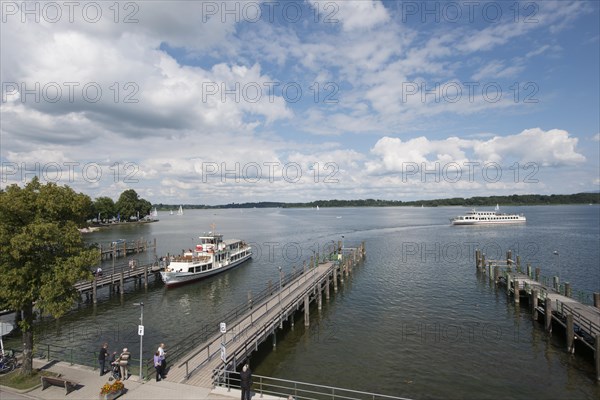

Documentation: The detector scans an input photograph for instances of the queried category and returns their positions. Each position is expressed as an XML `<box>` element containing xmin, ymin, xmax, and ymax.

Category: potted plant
<box><xmin>99</xmin><ymin>379</ymin><xmax>125</xmax><ymax>400</ymax></box>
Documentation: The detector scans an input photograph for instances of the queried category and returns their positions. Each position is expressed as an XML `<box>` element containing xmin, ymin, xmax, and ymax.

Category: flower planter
<box><xmin>99</xmin><ymin>389</ymin><xmax>124</xmax><ymax>400</ymax></box>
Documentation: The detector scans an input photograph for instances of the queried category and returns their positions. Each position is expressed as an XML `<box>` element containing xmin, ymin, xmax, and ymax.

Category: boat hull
<box><xmin>451</xmin><ymin>218</ymin><xmax>526</xmax><ymax>225</ymax></box>
<box><xmin>160</xmin><ymin>253</ymin><xmax>252</xmax><ymax>287</ymax></box>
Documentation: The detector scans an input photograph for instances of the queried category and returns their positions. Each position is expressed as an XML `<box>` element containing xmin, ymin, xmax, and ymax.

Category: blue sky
<box><xmin>1</xmin><ymin>1</ymin><xmax>599</xmax><ymax>204</ymax></box>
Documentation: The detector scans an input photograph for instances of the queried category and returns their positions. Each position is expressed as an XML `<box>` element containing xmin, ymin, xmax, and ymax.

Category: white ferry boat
<box><xmin>450</xmin><ymin>205</ymin><xmax>526</xmax><ymax>225</ymax></box>
<box><xmin>160</xmin><ymin>233</ymin><xmax>252</xmax><ymax>287</ymax></box>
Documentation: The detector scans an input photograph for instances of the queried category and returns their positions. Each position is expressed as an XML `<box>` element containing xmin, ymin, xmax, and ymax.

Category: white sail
<box><xmin>495</xmin><ymin>204</ymin><xmax>500</xmax><ymax>211</ymax></box>
<box><xmin>177</xmin><ymin>205</ymin><xmax>184</xmax><ymax>215</ymax></box>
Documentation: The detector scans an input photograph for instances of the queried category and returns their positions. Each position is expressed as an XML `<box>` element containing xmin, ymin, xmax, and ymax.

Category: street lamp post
<box><xmin>134</xmin><ymin>302</ymin><xmax>144</xmax><ymax>381</ymax></box>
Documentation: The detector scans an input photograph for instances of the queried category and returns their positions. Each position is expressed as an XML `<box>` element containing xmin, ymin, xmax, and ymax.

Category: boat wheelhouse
<box><xmin>160</xmin><ymin>233</ymin><xmax>252</xmax><ymax>287</ymax></box>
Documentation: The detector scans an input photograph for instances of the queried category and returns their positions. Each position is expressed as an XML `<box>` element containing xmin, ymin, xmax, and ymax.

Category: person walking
<box><xmin>157</xmin><ymin>343</ymin><xmax>167</xmax><ymax>378</ymax></box>
<box><xmin>153</xmin><ymin>351</ymin><xmax>162</xmax><ymax>382</ymax></box>
<box><xmin>98</xmin><ymin>343</ymin><xmax>109</xmax><ymax>376</ymax></box>
<box><xmin>117</xmin><ymin>347</ymin><xmax>131</xmax><ymax>380</ymax></box>
<box><xmin>240</xmin><ymin>364</ymin><xmax>252</xmax><ymax>400</ymax></box>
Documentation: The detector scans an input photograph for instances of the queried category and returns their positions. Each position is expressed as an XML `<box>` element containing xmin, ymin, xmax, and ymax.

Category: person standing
<box><xmin>153</xmin><ymin>351</ymin><xmax>162</xmax><ymax>382</ymax></box>
<box><xmin>157</xmin><ymin>343</ymin><xmax>167</xmax><ymax>378</ymax></box>
<box><xmin>240</xmin><ymin>364</ymin><xmax>252</xmax><ymax>400</ymax></box>
<box><xmin>98</xmin><ymin>343</ymin><xmax>109</xmax><ymax>376</ymax></box>
<box><xmin>117</xmin><ymin>347</ymin><xmax>131</xmax><ymax>380</ymax></box>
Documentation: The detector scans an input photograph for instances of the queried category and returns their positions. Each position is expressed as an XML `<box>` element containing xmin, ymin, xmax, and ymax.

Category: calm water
<box><xmin>5</xmin><ymin>205</ymin><xmax>600</xmax><ymax>398</ymax></box>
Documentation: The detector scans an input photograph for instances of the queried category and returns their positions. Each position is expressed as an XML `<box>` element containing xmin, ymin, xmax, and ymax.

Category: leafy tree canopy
<box><xmin>0</xmin><ymin>177</ymin><xmax>99</xmax><ymax>375</ymax></box>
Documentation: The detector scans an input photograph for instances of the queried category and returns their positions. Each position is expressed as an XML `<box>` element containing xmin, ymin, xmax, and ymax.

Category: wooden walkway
<box><xmin>476</xmin><ymin>250</ymin><xmax>600</xmax><ymax>380</ymax></box>
<box><xmin>166</xmin><ymin>244</ymin><xmax>365</xmax><ymax>388</ymax></box>
<box><xmin>98</xmin><ymin>238</ymin><xmax>156</xmax><ymax>261</ymax></box>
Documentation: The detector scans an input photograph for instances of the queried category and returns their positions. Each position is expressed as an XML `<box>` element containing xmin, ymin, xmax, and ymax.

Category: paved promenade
<box><xmin>0</xmin><ymin>359</ymin><xmax>282</xmax><ymax>400</ymax></box>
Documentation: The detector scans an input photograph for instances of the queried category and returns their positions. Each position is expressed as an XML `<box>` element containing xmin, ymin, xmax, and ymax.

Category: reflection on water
<box><xmin>3</xmin><ymin>205</ymin><xmax>599</xmax><ymax>398</ymax></box>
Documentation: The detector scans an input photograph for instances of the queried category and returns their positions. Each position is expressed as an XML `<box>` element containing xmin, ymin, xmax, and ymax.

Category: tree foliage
<box><xmin>0</xmin><ymin>177</ymin><xmax>99</xmax><ymax>375</ymax></box>
<box><xmin>93</xmin><ymin>196</ymin><xmax>116</xmax><ymax>221</ymax></box>
<box><xmin>115</xmin><ymin>189</ymin><xmax>152</xmax><ymax>220</ymax></box>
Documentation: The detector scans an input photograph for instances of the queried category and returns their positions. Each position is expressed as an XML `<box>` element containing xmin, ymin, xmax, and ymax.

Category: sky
<box><xmin>1</xmin><ymin>0</ymin><xmax>599</xmax><ymax>205</ymax></box>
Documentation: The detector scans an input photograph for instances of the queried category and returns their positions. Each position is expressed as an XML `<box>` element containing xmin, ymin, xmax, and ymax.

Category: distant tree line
<box><xmin>155</xmin><ymin>192</ymin><xmax>599</xmax><ymax>209</ymax></box>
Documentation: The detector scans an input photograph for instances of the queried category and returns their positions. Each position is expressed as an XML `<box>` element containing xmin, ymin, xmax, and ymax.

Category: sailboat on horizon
<box><xmin>177</xmin><ymin>205</ymin><xmax>184</xmax><ymax>216</ymax></box>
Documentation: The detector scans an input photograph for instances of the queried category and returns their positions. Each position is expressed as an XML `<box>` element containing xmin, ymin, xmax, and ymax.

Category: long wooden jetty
<box><xmin>475</xmin><ymin>249</ymin><xmax>600</xmax><ymax>381</ymax></box>
<box><xmin>98</xmin><ymin>238</ymin><xmax>156</xmax><ymax>261</ymax></box>
<box><xmin>75</xmin><ymin>261</ymin><xmax>164</xmax><ymax>303</ymax></box>
<box><xmin>165</xmin><ymin>242</ymin><xmax>366</xmax><ymax>389</ymax></box>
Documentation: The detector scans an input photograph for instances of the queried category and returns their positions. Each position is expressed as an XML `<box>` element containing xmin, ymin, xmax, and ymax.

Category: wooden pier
<box><xmin>75</xmin><ymin>261</ymin><xmax>164</xmax><ymax>303</ymax></box>
<box><xmin>475</xmin><ymin>249</ymin><xmax>600</xmax><ymax>381</ymax></box>
<box><xmin>98</xmin><ymin>238</ymin><xmax>156</xmax><ymax>261</ymax></box>
<box><xmin>165</xmin><ymin>242</ymin><xmax>366</xmax><ymax>388</ymax></box>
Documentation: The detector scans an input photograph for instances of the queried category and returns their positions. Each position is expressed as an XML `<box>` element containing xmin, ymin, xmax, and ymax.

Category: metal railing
<box><xmin>213</xmin><ymin>369</ymin><xmax>411</xmax><ymax>400</ymax></box>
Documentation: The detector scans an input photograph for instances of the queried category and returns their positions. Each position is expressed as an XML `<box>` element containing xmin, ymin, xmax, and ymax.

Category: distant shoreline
<box><xmin>151</xmin><ymin>192</ymin><xmax>600</xmax><ymax>210</ymax></box>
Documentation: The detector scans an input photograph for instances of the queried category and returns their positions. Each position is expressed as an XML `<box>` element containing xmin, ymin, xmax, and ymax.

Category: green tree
<box><xmin>0</xmin><ymin>177</ymin><xmax>99</xmax><ymax>375</ymax></box>
<box><xmin>93</xmin><ymin>196</ymin><xmax>116</xmax><ymax>222</ymax></box>
<box><xmin>115</xmin><ymin>189</ymin><xmax>152</xmax><ymax>220</ymax></box>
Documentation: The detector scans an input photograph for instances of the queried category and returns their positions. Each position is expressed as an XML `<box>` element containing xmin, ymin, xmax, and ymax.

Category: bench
<box><xmin>41</xmin><ymin>375</ymin><xmax>78</xmax><ymax>395</ymax></box>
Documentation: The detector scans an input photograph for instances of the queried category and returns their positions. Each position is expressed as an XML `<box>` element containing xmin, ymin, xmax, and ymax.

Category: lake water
<box><xmin>5</xmin><ymin>205</ymin><xmax>600</xmax><ymax>398</ymax></box>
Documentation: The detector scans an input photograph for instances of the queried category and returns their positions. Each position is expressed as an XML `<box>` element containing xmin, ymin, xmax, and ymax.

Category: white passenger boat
<box><xmin>450</xmin><ymin>205</ymin><xmax>526</xmax><ymax>225</ymax></box>
<box><xmin>160</xmin><ymin>233</ymin><xmax>252</xmax><ymax>287</ymax></box>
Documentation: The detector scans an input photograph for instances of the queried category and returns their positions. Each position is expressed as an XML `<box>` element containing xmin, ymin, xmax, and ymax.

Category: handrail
<box><xmin>213</xmin><ymin>369</ymin><xmax>411</xmax><ymax>400</ymax></box>
<box><xmin>180</xmin><ymin>262</ymin><xmax>335</xmax><ymax>379</ymax></box>
<box><xmin>174</xmin><ymin>256</ymin><xmax>336</xmax><ymax>370</ymax></box>
<box><xmin>561</xmin><ymin>303</ymin><xmax>600</xmax><ymax>337</ymax></box>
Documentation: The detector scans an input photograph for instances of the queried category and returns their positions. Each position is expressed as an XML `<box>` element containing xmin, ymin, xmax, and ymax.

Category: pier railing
<box><xmin>213</xmin><ymin>369</ymin><xmax>411</xmax><ymax>400</ymax></box>
<box><xmin>168</xmin><ymin>252</ymin><xmax>340</xmax><ymax>369</ymax></box>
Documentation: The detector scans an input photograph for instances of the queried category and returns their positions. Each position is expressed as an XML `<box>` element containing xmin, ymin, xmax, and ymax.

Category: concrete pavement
<box><xmin>0</xmin><ymin>358</ymin><xmax>284</xmax><ymax>400</ymax></box>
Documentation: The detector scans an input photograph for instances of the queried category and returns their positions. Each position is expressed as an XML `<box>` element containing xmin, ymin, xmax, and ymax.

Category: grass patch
<box><xmin>0</xmin><ymin>369</ymin><xmax>57</xmax><ymax>391</ymax></box>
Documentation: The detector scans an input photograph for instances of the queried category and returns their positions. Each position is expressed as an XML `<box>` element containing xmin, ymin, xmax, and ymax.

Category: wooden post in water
<box><xmin>325</xmin><ymin>275</ymin><xmax>330</xmax><ymax>300</ymax></box>
<box><xmin>144</xmin><ymin>265</ymin><xmax>148</xmax><ymax>289</ymax></box>
<box><xmin>531</xmin><ymin>289</ymin><xmax>539</xmax><ymax>320</ymax></box>
<box><xmin>553</xmin><ymin>276</ymin><xmax>560</xmax><ymax>293</ymax></box>
<box><xmin>594</xmin><ymin>293</ymin><xmax>600</xmax><ymax>309</ymax></box>
<box><xmin>566</xmin><ymin>314</ymin><xmax>575</xmax><ymax>354</ymax></box>
<box><xmin>516</xmin><ymin>255</ymin><xmax>521</xmax><ymax>272</ymax></box>
<box><xmin>317</xmin><ymin>284</ymin><xmax>322</xmax><ymax>311</ymax></box>
<box><xmin>481</xmin><ymin>254</ymin><xmax>486</xmax><ymax>270</ymax></box>
<box><xmin>535</xmin><ymin>267</ymin><xmax>540</xmax><ymax>282</ymax></box>
<box><xmin>506</xmin><ymin>272</ymin><xmax>511</xmax><ymax>297</ymax></box>
<box><xmin>493</xmin><ymin>266</ymin><xmax>499</xmax><ymax>285</ymax></box>
<box><xmin>595</xmin><ymin>334</ymin><xmax>600</xmax><ymax>381</ymax></box>
<box><xmin>506</xmin><ymin>250</ymin><xmax>512</xmax><ymax>272</ymax></box>
<box><xmin>513</xmin><ymin>277</ymin><xmax>519</xmax><ymax>304</ymax></box>
<box><xmin>545</xmin><ymin>299</ymin><xmax>552</xmax><ymax>333</ymax></box>
<box><xmin>488</xmin><ymin>263</ymin><xmax>493</xmax><ymax>281</ymax></box>
<box><xmin>527</xmin><ymin>263</ymin><xmax>531</xmax><ymax>278</ymax></box>
<box><xmin>93</xmin><ymin>278</ymin><xmax>98</xmax><ymax>304</ymax></box>
<box><xmin>309</xmin><ymin>256</ymin><xmax>314</xmax><ymax>270</ymax></box>
<box><xmin>564</xmin><ymin>282</ymin><xmax>571</xmax><ymax>298</ymax></box>
<box><xmin>333</xmin><ymin>264</ymin><xmax>338</xmax><ymax>292</ymax></box>
<box><xmin>475</xmin><ymin>249</ymin><xmax>480</xmax><ymax>268</ymax></box>
<box><xmin>119</xmin><ymin>271</ymin><xmax>124</xmax><ymax>295</ymax></box>
<box><xmin>304</xmin><ymin>295</ymin><xmax>310</xmax><ymax>327</ymax></box>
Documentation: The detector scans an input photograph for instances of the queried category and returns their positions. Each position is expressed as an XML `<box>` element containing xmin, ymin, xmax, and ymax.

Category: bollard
<box><xmin>595</xmin><ymin>333</ymin><xmax>600</xmax><ymax>381</ymax></box>
<box><xmin>120</xmin><ymin>271</ymin><xmax>124</xmax><ymax>295</ymax></box>
<box><xmin>535</xmin><ymin>267</ymin><xmax>540</xmax><ymax>282</ymax></box>
<box><xmin>564</xmin><ymin>282</ymin><xmax>571</xmax><ymax>298</ymax></box>
<box><xmin>494</xmin><ymin>266</ymin><xmax>499</xmax><ymax>285</ymax></box>
<box><xmin>566</xmin><ymin>314</ymin><xmax>574</xmax><ymax>354</ymax></box>
<box><xmin>553</xmin><ymin>276</ymin><xmax>560</xmax><ymax>293</ymax></box>
<box><xmin>594</xmin><ymin>293</ymin><xmax>600</xmax><ymax>309</ymax></box>
<box><xmin>513</xmin><ymin>277</ymin><xmax>520</xmax><ymax>304</ymax></box>
<box><xmin>516</xmin><ymin>255</ymin><xmax>521</xmax><ymax>272</ymax></box>
<box><xmin>304</xmin><ymin>295</ymin><xmax>310</xmax><ymax>327</ymax></box>
<box><xmin>531</xmin><ymin>289</ymin><xmax>539</xmax><ymax>321</ymax></box>
<box><xmin>545</xmin><ymin>298</ymin><xmax>552</xmax><ymax>333</ymax></box>
<box><xmin>527</xmin><ymin>263</ymin><xmax>531</xmax><ymax>278</ymax></box>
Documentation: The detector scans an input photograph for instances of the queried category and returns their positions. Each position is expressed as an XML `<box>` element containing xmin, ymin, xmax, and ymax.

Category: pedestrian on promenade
<box><xmin>157</xmin><ymin>343</ymin><xmax>167</xmax><ymax>378</ymax></box>
<box><xmin>98</xmin><ymin>343</ymin><xmax>109</xmax><ymax>376</ymax></box>
<box><xmin>240</xmin><ymin>364</ymin><xmax>252</xmax><ymax>400</ymax></box>
<box><xmin>153</xmin><ymin>351</ymin><xmax>162</xmax><ymax>382</ymax></box>
<box><xmin>117</xmin><ymin>347</ymin><xmax>131</xmax><ymax>380</ymax></box>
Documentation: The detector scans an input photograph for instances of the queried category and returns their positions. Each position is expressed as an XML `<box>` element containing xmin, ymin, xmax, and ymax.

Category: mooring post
<box><xmin>333</xmin><ymin>264</ymin><xmax>338</xmax><ymax>292</ymax></box>
<box><xmin>553</xmin><ymin>276</ymin><xmax>560</xmax><ymax>293</ymax></box>
<box><xmin>594</xmin><ymin>293</ymin><xmax>600</xmax><ymax>309</ymax></box>
<box><xmin>527</xmin><ymin>263</ymin><xmax>532</xmax><ymax>278</ymax></box>
<box><xmin>120</xmin><ymin>271</ymin><xmax>124</xmax><ymax>295</ymax></box>
<box><xmin>506</xmin><ymin>272</ymin><xmax>511</xmax><ymax>297</ymax></box>
<box><xmin>507</xmin><ymin>250</ymin><xmax>512</xmax><ymax>271</ymax></box>
<box><xmin>513</xmin><ymin>277</ymin><xmax>520</xmax><ymax>304</ymax></box>
<box><xmin>535</xmin><ymin>267</ymin><xmax>541</xmax><ymax>282</ymax></box>
<box><xmin>304</xmin><ymin>295</ymin><xmax>310</xmax><ymax>327</ymax></box>
<box><xmin>516</xmin><ymin>255</ymin><xmax>521</xmax><ymax>273</ymax></box>
<box><xmin>488</xmin><ymin>263</ymin><xmax>493</xmax><ymax>281</ymax></box>
<box><xmin>325</xmin><ymin>275</ymin><xmax>330</xmax><ymax>300</ymax></box>
<box><xmin>532</xmin><ymin>289</ymin><xmax>539</xmax><ymax>320</ymax></box>
<box><xmin>93</xmin><ymin>278</ymin><xmax>98</xmax><ymax>304</ymax></box>
<box><xmin>564</xmin><ymin>282</ymin><xmax>571</xmax><ymax>298</ymax></box>
<box><xmin>545</xmin><ymin>298</ymin><xmax>552</xmax><ymax>333</ymax></box>
<box><xmin>566</xmin><ymin>314</ymin><xmax>575</xmax><ymax>354</ymax></box>
<box><xmin>481</xmin><ymin>254</ymin><xmax>486</xmax><ymax>270</ymax></box>
<box><xmin>475</xmin><ymin>249</ymin><xmax>480</xmax><ymax>268</ymax></box>
<box><xmin>595</xmin><ymin>334</ymin><xmax>600</xmax><ymax>381</ymax></box>
<box><xmin>144</xmin><ymin>265</ymin><xmax>148</xmax><ymax>289</ymax></box>
<box><xmin>317</xmin><ymin>286</ymin><xmax>322</xmax><ymax>311</ymax></box>
<box><xmin>493</xmin><ymin>266</ymin><xmax>499</xmax><ymax>285</ymax></box>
